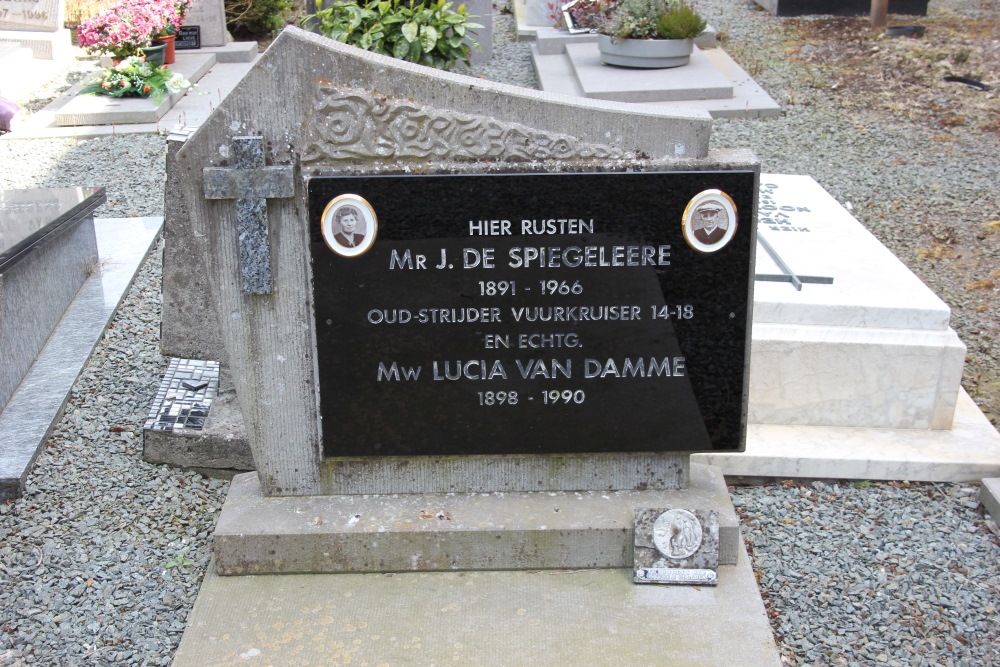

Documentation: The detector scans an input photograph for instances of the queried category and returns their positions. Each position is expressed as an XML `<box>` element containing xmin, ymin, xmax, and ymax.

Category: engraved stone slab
<box><xmin>633</xmin><ymin>507</ymin><xmax>719</xmax><ymax>585</ymax></box>
<box><xmin>0</xmin><ymin>0</ymin><xmax>62</xmax><ymax>31</ymax></box>
<box><xmin>182</xmin><ymin>0</ymin><xmax>226</xmax><ymax>47</ymax></box>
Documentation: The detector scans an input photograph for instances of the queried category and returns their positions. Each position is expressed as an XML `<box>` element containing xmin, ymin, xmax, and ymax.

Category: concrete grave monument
<box><xmin>0</xmin><ymin>0</ymin><xmax>71</xmax><ymax>59</ymax></box>
<box><xmin>167</xmin><ymin>26</ymin><xmax>780</xmax><ymax>666</ymax></box>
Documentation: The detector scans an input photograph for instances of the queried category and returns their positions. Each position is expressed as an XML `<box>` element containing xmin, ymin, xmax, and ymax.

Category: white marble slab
<box><xmin>695</xmin><ymin>389</ymin><xmax>1000</xmax><ymax>482</ymax></box>
<box><xmin>754</xmin><ymin>175</ymin><xmax>951</xmax><ymax>330</ymax></box>
<box><xmin>748</xmin><ymin>175</ymin><xmax>965</xmax><ymax>429</ymax></box>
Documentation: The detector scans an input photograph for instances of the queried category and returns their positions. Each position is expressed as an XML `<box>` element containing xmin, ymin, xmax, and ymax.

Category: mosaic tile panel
<box><xmin>144</xmin><ymin>358</ymin><xmax>219</xmax><ymax>433</ymax></box>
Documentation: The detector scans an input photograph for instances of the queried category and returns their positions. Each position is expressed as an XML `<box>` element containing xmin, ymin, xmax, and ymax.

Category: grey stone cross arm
<box><xmin>203</xmin><ymin>136</ymin><xmax>295</xmax><ymax>295</ymax></box>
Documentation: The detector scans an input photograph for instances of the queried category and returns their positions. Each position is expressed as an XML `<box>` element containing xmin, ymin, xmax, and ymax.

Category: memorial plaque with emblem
<box><xmin>308</xmin><ymin>171</ymin><xmax>756</xmax><ymax>457</ymax></box>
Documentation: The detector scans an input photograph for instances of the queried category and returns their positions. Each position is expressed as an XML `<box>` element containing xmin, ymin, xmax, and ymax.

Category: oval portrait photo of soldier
<box><xmin>681</xmin><ymin>189</ymin><xmax>738</xmax><ymax>254</ymax></box>
<box><xmin>321</xmin><ymin>194</ymin><xmax>378</xmax><ymax>258</ymax></box>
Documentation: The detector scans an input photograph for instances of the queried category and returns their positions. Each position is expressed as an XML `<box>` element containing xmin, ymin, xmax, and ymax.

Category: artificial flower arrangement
<box><xmin>593</xmin><ymin>0</ymin><xmax>705</xmax><ymax>41</ymax></box>
<box><xmin>80</xmin><ymin>55</ymin><xmax>193</xmax><ymax>102</ymax></box>
<box><xmin>562</xmin><ymin>0</ymin><xmax>620</xmax><ymax>33</ymax></box>
<box><xmin>77</xmin><ymin>0</ymin><xmax>189</xmax><ymax>61</ymax></box>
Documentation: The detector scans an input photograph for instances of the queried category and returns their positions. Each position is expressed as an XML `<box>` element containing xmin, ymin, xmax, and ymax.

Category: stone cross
<box><xmin>203</xmin><ymin>136</ymin><xmax>295</xmax><ymax>295</ymax></box>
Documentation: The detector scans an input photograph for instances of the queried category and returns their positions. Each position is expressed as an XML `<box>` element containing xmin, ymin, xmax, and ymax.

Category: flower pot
<box><xmin>154</xmin><ymin>34</ymin><xmax>176</xmax><ymax>64</ymax></box>
<box><xmin>597</xmin><ymin>34</ymin><xmax>694</xmax><ymax>68</ymax></box>
<box><xmin>139</xmin><ymin>41</ymin><xmax>167</xmax><ymax>66</ymax></box>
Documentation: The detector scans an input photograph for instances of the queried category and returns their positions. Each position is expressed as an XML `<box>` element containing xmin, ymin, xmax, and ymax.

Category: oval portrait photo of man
<box><xmin>321</xmin><ymin>194</ymin><xmax>378</xmax><ymax>258</ymax></box>
<box><xmin>681</xmin><ymin>189</ymin><xmax>738</xmax><ymax>254</ymax></box>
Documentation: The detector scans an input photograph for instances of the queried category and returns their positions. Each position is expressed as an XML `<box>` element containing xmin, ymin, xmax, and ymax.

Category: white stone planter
<box><xmin>597</xmin><ymin>35</ymin><xmax>694</xmax><ymax>68</ymax></box>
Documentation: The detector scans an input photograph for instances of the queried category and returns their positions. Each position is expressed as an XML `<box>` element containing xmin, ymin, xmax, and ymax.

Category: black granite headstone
<box><xmin>308</xmin><ymin>171</ymin><xmax>756</xmax><ymax>457</ymax></box>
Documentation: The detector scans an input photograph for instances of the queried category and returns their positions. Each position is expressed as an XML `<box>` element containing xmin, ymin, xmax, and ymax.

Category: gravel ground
<box><xmin>2</xmin><ymin>0</ymin><xmax>999</xmax><ymax>664</ymax></box>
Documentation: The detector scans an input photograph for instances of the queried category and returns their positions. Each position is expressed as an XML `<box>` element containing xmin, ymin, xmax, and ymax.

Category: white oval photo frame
<box><xmin>681</xmin><ymin>189</ymin><xmax>738</xmax><ymax>254</ymax></box>
<box><xmin>321</xmin><ymin>194</ymin><xmax>378</xmax><ymax>258</ymax></box>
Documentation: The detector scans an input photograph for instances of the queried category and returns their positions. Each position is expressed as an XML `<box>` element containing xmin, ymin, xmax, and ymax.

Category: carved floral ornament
<box><xmin>300</xmin><ymin>85</ymin><xmax>631</xmax><ymax>165</ymax></box>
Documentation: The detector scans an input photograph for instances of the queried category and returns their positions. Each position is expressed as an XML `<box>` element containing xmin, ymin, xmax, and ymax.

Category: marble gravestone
<box><xmin>750</xmin><ymin>175</ymin><xmax>965</xmax><ymax>431</ymax></box>
<box><xmin>167</xmin><ymin>26</ymin><xmax>756</xmax><ymax>581</ymax></box>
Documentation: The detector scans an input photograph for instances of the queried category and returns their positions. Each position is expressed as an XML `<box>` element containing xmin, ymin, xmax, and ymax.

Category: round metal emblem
<box><xmin>652</xmin><ymin>509</ymin><xmax>703</xmax><ymax>560</ymax></box>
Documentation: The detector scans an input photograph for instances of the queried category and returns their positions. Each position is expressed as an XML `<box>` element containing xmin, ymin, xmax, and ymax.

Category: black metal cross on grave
<box><xmin>203</xmin><ymin>136</ymin><xmax>295</xmax><ymax>295</ymax></box>
<box><xmin>754</xmin><ymin>231</ymin><xmax>833</xmax><ymax>291</ymax></box>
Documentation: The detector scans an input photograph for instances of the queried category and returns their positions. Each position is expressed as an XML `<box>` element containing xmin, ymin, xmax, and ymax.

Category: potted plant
<box><xmin>153</xmin><ymin>0</ymin><xmax>191</xmax><ymax>64</ymax></box>
<box><xmin>596</xmin><ymin>0</ymin><xmax>706</xmax><ymax>68</ymax></box>
<box><xmin>77</xmin><ymin>0</ymin><xmax>171</xmax><ymax>62</ymax></box>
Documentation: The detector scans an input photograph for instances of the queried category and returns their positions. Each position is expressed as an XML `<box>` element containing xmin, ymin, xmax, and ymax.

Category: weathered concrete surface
<box><xmin>174</xmin><ymin>546</ymin><xmax>781</xmax><ymax>667</ymax></box>
<box><xmin>321</xmin><ymin>452</ymin><xmax>689</xmax><ymax>494</ymax></box>
<box><xmin>161</xmin><ymin>136</ymin><xmax>231</xmax><ymax>371</ymax></box>
<box><xmin>213</xmin><ymin>463</ymin><xmax>739</xmax><ymax>574</ymax></box>
<box><xmin>141</xmin><ymin>391</ymin><xmax>253</xmax><ymax>474</ymax></box>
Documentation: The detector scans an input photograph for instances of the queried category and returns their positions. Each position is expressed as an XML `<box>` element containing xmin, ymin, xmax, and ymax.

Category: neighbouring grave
<box><xmin>750</xmin><ymin>174</ymin><xmax>964</xmax><ymax>430</ymax></box>
<box><xmin>0</xmin><ymin>187</ymin><xmax>104</xmax><ymax>415</ymax></box>
<box><xmin>753</xmin><ymin>0</ymin><xmax>927</xmax><ymax>17</ymax></box>
<box><xmin>181</xmin><ymin>0</ymin><xmax>226</xmax><ymax>48</ymax></box>
<box><xmin>0</xmin><ymin>0</ymin><xmax>71</xmax><ymax>59</ymax></box>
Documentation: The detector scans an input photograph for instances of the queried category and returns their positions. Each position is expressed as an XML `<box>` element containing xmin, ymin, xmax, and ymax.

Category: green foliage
<box><xmin>602</xmin><ymin>0</ymin><xmax>704</xmax><ymax>41</ymax></box>
<box><xmin>225</xmin><ymin>0</ymin><xmax>294</xmax><ymax>36</ymax></box>
<box><xmin>305</xmin><ymin>0</ymin><xmax>482</xmax><ymax>71</ymax></box>
<box><xmin>166</xmin><ymin>553</ymin><xmax>193</xmax><ymax>569</ymax></box>
<box><xmin>656</xmin><ymin>2</ymin><xmax>704</xmax><ymax>39</ymax></box>
<box><xmin>852</xmin><ymin>480</ymin><xmax>873</xmax><ymax>490</ymax></box>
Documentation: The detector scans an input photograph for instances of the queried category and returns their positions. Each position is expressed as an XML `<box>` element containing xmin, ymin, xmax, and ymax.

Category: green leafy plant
<box><xmin>304</xmin><ymin>0</ymin><xmax>482</xmax><ymax>71</ymax></box>
<box><xmin>166</xmin><ymin>553</ymin><xmax>193</xmax><ymax>569</ymax></box>
<box><xmin>80</xmin><ymin>55</ymin><xmax>192</xmax><ymax>102</ymax></box>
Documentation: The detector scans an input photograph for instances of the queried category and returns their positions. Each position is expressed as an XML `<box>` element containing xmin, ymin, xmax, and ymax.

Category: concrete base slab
<box><xmin>533</xmin><ymin>42</ymin><xmax>779</xmax><ymax>118</ymax></box>
<box><xmin>0</xmin><ymin>45</ymin><xmax>64</xmax><ymax>102</ymax></box>
<box><xmin>695</xmin><ymin>389</ymin><xmax>1000</xmax><ymax>482</ymax></box>
<box><xmin>0</xmin><ymin>28</ymin><xmax>73</xmax><ymax>60</ymax></box>
<box><xmin>187</xmin><ymin>41</ymin><xmax>257</xmax><ymax>64</ymax></box>
<box><xmin>53</xmin><ymin>53</ymin><xmax>217</xmax><ymax>127</ymax></box>
<box><xmin>174</xmin><ymin>548</ymin><xmax>781</xmax><ymax>667</ymax></box>
<box><xmin>980</xmin><ymin>478</ymin><xmax>1000</xmax><ymax>524</ymax></box>
<box><xmin>0</xmin><ymin>217</ymin><xmax>162</xmax><ymax>500</ymax></box>
<box><xmin>566</xmin><ymin>43</ymin><xmax>733</xmax><ymax>103</ymax></box>
<box><xmin>212</xmin><ymin>463</ymin><xmax>740</xmax><ymax>575</ymax></box>
<box><xmin>143</xmin><ymin>388</ymin><xmax>253</xmax><ymax>474</ymax></box>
